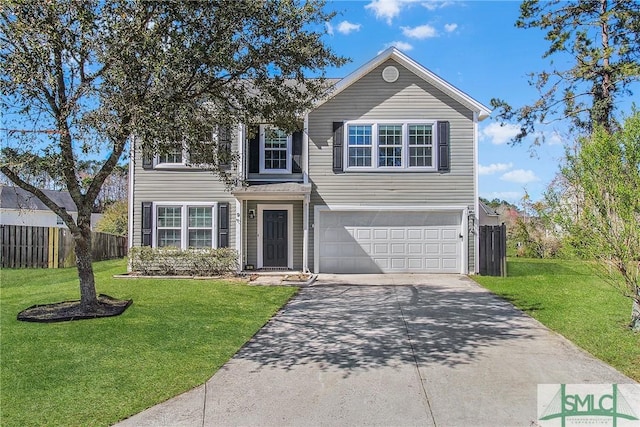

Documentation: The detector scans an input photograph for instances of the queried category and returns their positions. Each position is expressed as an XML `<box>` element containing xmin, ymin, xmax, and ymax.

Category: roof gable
<box><xmin>315</xmin><ymin>48</ymin><xmax>491</xmax><ymax>120</ymax></box>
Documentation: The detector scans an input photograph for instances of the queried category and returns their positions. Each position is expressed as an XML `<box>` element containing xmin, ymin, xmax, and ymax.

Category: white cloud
<box><xmin>379</xmin><ymin>41</ymin><xmax>414</xmax><ymax>54</ymax></box>
<box><xmin>481</xmin><ymin>191</ymin><xmax>523</xmax><ymax>203</ymax></box>
<box><xmin>401</xmin><ymin>24</ymin><xmax>438</xmax><ymax>39</ymax></box>
<box><xmin>422</xmin><ymin>1</ymin><xmax>454</xmax><ymax>11</ymax></box>
<box><xmin>444</xmin><ymin>23</ymin><xmax>458</xmax><ymax>33</ymax></box>
<box><xmin>546</xmin><ymin>131</ymin><xmax>563</xmax><ymax>145</ymax></box>
<box><xmin>325</xmin><ymin>22</ymin><xmax>334</xmax><ymax>36</ymax></box>
<box><xmin>337</xmin><ymin>20</ymin><xmax>362</xmax><ymax>35</ymax></box>
<box><xmin>480</xmin><ymin>122</ymin><xmax>521</xmax><ymax>145</ymax></box>
<box><xmin>365</xmin><ymin>0</ymin><xmax>420</xmax><ymax>24</ymax></box>
<box><xmin>478</xmin><ymin>162</ymin><xmax>513</xmax><ymax>175</ymax></box>
<box><xmin>500</xmin><ymin>169</ymin><xmax>540</xmax><ymax>184</ymax></box>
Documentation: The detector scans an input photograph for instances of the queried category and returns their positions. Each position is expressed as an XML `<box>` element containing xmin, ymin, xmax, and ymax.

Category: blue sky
<box><xmin>318</xmin><ymin>0</ymin><xmax>592</xmax><ymax>205</ymax></box>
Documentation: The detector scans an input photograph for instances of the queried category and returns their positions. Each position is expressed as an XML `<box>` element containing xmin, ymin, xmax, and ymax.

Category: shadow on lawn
<box><xmin>233</xmin><ymin>281</ymin><xmax>538</xmax><ymax>376</ymax></box>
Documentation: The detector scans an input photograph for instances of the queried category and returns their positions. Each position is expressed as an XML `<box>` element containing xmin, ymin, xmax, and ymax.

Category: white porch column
<box><xmin>302</xmin><ymin>194</ymin><xmax>310</xmax><ymax>273</ymax></box>
<box><xmin>235</xmin><ymin>199</ymin><xmax>242</xmax><ymax>272</ymax></box>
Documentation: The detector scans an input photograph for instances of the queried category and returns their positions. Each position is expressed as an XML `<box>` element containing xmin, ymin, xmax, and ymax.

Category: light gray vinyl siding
<box><xmin>243</xmin><ymin>200</ymin><xmax>304</xmax><ymax>270</ymax></box>
<box><xmin>130</xmin><ymin>137</ymin><xmax>237</xmax><ymax>249</ymax></box>
<box><xmin>307</xmin><ymin>59</ymin><xmax>478</xmax><ymax>272</ymax></box>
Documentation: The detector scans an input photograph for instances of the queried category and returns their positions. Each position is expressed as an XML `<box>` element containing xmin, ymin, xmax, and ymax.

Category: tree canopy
<box><xmin>491</xmin><ymin>0</ymin><xmax>640</xmax><ymax>145</ymax></box>
<box><xmin>547</xmin><ymin>112</ymin><xmax>640</xmax><ymax>330</ymax></box>
<box><xmin>0</xmin><ymin>0</ymin><xmax>345</xmax><ymax>312</ymax></box>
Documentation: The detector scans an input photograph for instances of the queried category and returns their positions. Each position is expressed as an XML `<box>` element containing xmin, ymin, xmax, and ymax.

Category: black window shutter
<box><xmin>218</xmin><ymin>202</ymin><xmax>229</xmax><ymax>248</ymax></box>
<box><xmin>142</xmin><ymin>147</ymin><xmax>153</xmax><ymax>169</ymax></box>
<box><xmin>332</xmin><ymin>122</ymin><xmax>344</xmax><ymax>173</ymax></box>
<box><xmin>248</xmin><ymin>125</ymin><xmax>260</xmax><ymax>174</ymax></box>
<box><xmin>218</xmin><ymin>125</ymin><xmax>232</xmax><ymax>170</ymax></box>
<box><xmin>142</xmin><ymin>202</ymin><xmax>152</xmax><ymax>246</ymax></box>
<box><xmin>292</xmin><ymin>130</ymin><xmax>303</xmax><ymax>173</ymax></box>
<box><xmin>437</xmin><ymin>121</ymin><xmax>450</xmax><ymax>173</ymax></box>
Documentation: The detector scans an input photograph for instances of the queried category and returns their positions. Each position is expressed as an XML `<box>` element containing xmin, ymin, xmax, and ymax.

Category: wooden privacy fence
<box><xmin>479</xmin><ymin>224</ymin><xmax>507</xmax><ymax>277</ymax></box>
<box><xmin>1</xmin><ymin>225</ymin><xmax>127</xmax><ymax>269</ymax></box>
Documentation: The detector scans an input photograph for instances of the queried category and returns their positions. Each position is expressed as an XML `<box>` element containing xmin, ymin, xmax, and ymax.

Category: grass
<box><xmin>0</xmin><ymin>259</ymin><xmax>298</xmax><ymax>427</ymax></box>
<box><xmin>473</xmin><ymin>257</ymin><xmax>640</xmax><ymax>382</ymax></box>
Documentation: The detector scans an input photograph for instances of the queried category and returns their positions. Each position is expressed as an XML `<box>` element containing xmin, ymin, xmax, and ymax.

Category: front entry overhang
<box><xmin>232</xmin><ymin>182</ymin><xmax>312</xmax><ymax>201</ymax></box>
<box><xmin>233</xmin><ymin>182</ymin><xmax>311</xmax><ymax>273</ymax></box>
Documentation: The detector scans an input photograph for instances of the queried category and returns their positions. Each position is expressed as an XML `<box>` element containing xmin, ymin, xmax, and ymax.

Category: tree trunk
<box><xmin>74</xmin><ymin>221</ymin><xmax>99</xmax><ymax>312</ymax></box>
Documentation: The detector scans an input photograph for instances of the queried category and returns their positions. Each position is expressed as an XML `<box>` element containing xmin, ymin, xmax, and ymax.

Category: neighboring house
<box><xmin>128</xmin><ymin>48</ymin><xmax>492</xmax><ymax>274</ymax></box>
<box><xmin>479</xmin><ymin>200</ymin><xmax>501</xmax><ymax>226</ymax></box>
<box><xmin>0</xmin><ymin>185</ymin><xmax>103</xmax><ymax>229</ymax></box>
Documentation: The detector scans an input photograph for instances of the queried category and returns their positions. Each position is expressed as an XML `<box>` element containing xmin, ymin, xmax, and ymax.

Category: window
<box><xmin>378</xmin><ymin>125</ymin><xmax>402</xmax><ymax>167</ymax></box>
<box><xmin>345</xmin><ymin>121</ymin><xmax>436</xmax><ymax>170</ymax></box>
<box><xmin>155</xmin><ymin>204</ymin><xmax>216</xmax><ymax>249</ymax></box>
<box><xmin>157</xmin><ymin>206</ymin><xmax>182</xmax><ymax>247</ymax></box>
<box><xmin>348</xmin><ymin>125</ymin><xmax>372</xmax><ymax>167</ymax></box>
<box><xmin>408</xmin><ymin>125</ymin><xmax>433</xmax><ymax>167</ymax></box>
<box><xmin>158</xmin><ymin>144</ymin><xmax>184</xmax><ymax>165</ymax></box>
<box><xmin>155</xmin><ymin>129</ymin><xmax>218</xmax><ymax>167</ymax></box>
<box><xmin>260</xmin><ymin>125</ymin><xmax>291</xmax><ymax>173</ymax></box>
<box><xmin>187</xmin><ymin>207</ymin><xmax>213</xmax><ymax>248</ymax></box>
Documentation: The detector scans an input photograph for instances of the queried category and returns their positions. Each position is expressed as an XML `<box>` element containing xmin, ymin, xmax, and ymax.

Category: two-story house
<box><xmin>128</xmin><ymin>48</ymin><xmax>491</xmax><ymax>274</ymax></box>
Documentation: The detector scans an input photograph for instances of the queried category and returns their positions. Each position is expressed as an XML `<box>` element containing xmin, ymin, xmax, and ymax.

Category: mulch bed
<box><xmin>17</xmin><ymin>294</ymin><xmax>132</xmax><ymax>323</ymax></box>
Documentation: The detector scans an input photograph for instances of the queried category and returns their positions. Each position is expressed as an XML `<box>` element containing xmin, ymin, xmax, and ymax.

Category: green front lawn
<box><xmin>0</xmin><ymin>259</ymin><xmax>297</xmax><ymax>427</ymax></box>
<box><xmin>473</xmin><ymin>258</ymin><xmax>640</xmax><ymax>382</ymax></box>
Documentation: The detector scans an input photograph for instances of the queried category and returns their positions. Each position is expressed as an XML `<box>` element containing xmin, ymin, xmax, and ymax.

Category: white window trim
<box><xmin>152</xmin><ymin>201</ymin><xmax>218</xmax><ymax>250</ymax></box>
<box><xmin>343</xmin><ymin>120</ymin><xmax>438</xmax><ymax>171</ymax></box>
<box><xmin>257</xmin><ymin>204</ymin><xmax>293</xmax><ymax>269</ymax></box>
<box><xmin>259</xmin><ymin>125</ymin><xmax>292</xmax><ymax>174</ymax></box>
<box><xmin>154</xmin><ymin>143</ymin><xmax>189</xmax><ymax>169</ymax></box>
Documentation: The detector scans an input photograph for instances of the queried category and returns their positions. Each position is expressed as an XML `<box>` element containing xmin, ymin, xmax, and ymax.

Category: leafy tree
<box><xmin>1</xmin><ymin>0</ymin><xmax>345</xmax><ymax>314</ymax></box>
<box><xmin>491</xmin><ymin>0</ymin><xmax>640</xmax><ymax>144</ymax></box>
<box><xmin>95</xmin><ymin>200</ymin><xmax>128</xmax><ymax>237</ymax></box>
<box><xmin>547</xmin><ymin>112</ymin><xmax>640</xmax><ymax>330</ymax></box>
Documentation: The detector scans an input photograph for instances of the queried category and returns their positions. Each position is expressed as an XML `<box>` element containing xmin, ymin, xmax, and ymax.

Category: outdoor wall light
<box><xmin>248</xmin><ymin>209</ymin><xmax>256</xmax><ymax>219</ymax></box>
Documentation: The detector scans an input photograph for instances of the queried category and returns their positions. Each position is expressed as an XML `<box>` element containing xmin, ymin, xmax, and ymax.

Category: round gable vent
<box><xmin>382</xmin><ymin>65</ymin><xmax>399</xmax><ymax>83</ymax></box>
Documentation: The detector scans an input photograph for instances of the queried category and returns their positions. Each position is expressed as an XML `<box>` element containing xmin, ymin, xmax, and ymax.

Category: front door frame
<box><xmin>257</xmin><ymin>204</ymin><xmax>293</xmax><ymax>269</ymax></box>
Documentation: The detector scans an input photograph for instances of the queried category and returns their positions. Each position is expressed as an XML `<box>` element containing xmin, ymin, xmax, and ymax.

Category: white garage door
<box><xmin>317</xmin><ymin>210</ymin><xmax>462</xmax><ymax>274</ymax></box>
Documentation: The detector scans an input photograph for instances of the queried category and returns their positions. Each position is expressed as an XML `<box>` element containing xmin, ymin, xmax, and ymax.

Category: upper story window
<box><xmin>151</xmin><ymin>126</ymin><xmax>232</xmax><ymax>169</ymax></box>
<box><xmin>345</xmin><ymin>121</ymin><xmax>436</xmax><ymax>171</ymax></box>
<box><xmin>260</xmin><ymin>125</ymin><xmax>291</xmax><ymax>173</ymax></box>
<box><xmin>158</xmin><ymin>144</ymin><xmax>184</xmax><ymax>165</ymax></box>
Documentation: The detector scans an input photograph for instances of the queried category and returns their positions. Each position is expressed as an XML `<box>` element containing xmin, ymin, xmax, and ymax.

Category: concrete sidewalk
<box><xmin>115</xmin><ymin>274</ymin><xmax>638</xmax><ymax>426</ymax></box>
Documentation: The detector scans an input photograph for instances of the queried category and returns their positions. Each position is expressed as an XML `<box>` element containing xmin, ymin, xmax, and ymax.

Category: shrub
<box><xmin>129</xmin><ymin>247</ymin><xmax>238</xmax><ymax>276</ymax></box>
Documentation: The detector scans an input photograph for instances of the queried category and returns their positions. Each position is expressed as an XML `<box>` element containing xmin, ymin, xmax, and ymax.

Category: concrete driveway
<box><xmin>116</xmin><ymin>274</ymin><xmax>637</xmax><ymax>427</ymax></box>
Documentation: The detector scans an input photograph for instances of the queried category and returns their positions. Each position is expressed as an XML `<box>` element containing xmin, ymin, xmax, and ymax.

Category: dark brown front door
<box><xmin>263</xmin><ymin>210</ymin><xmax>288</xmax><ymax>267</ymax></box>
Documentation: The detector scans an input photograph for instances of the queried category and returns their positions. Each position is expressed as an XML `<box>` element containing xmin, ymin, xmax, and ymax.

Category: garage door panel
<box><xmin>390</xmin><ymin>229</ymin><xmax>405</xmax><ymax>240</ymax></box>
<box><xmin>408</xmin><ymin>243</ymin><xmax>422</xmax><ymax>254</ymax></box>
<box><xmin>425</xmin><ymin>243</ymin><xmax>440</xmax><ymax>254</ymax></box>
<box><xmin>407</xmin><ymin>229</ymin><xmax>423</xmax><ymax>239</ymax></box>
<box><xmin>356</xmin><ymin>228</ymin><xmax>371</xmax><ymax>239</ymax></box>
<box><xmin>318</xmin><ymin>211</ymin><xmax>462</xmax><ymax>274</ymax></box>
<box><xmin>425</xmin><ymin>229</ymin><xmax>439</xmax><ymax>240</ymax></box>
<box><xmin>373</xmin><ymin>243</ymin><xmax>389</xmax><ymax>254</ymax></box>
<box><xmin>442</xmin><ymin>229</ymin><xmax>459</xmax><ymax>240</ymax></box>
<box><xmin>390</xmin><ymin>243</ymin><xmax>405</xmax><ymax>254</ymax></box>
<box><xmin>442</xmin><ymin>243</ymin><xmax>458</xmax><ymax>254</ymax></box>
